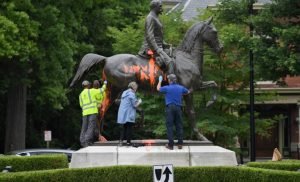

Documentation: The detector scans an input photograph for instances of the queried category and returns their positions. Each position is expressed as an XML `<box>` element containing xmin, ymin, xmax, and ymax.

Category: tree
<box><xmin>0</xmin><ymin>0</ymin><xmax>92</xmax><ymax>152</ymax></box>
<box><xmin>214</xmin><ymin>0</ymin><xmax>300</xmax><ymax>80</ymax></box>
<box><xmin>253</xmin><ymin>0</ymin><xmax>300</xmax><ymax>80</ymax></box>
<box><xmin>0</xmin><ymin>1</ymin><xmax>38</xmax><ymax>152</ymax></box>
<box><xmin>0</xmin><ymin>0</ymin><xmax>154</xmax><ymax>152</ymax></box>
<box><xmin>192</xmin><ymin>0</ymin><xmax>299</xmax><ymax>149</ymax></box>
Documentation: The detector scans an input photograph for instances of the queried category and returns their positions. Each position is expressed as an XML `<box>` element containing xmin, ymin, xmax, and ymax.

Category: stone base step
<box><xmin>70</xmin><ymin>140</ymin><xmax>237</xmax><ymax>168</ymax></box>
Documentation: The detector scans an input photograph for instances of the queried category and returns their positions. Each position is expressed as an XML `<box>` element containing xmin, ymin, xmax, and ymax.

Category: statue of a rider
<box><xmin>138</xmin><ymin>0</ymin><xmax>175</xmax><ymax>74</ymax></box>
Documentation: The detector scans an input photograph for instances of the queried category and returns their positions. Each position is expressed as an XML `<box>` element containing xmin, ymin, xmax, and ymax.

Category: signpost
<box><xmin>248</xmin><ymin>0</ymin><xmax>256</xmax><ymax>162</ymax></box>
<box><xmin>44</xmin><ymin>130</ymin><xmax>52</xmax><ymax>148</ymax></box>
<box><xmin>153</xmin><ymin>164</ymin><xmax>173</xmax><ymax>182</ymax></box>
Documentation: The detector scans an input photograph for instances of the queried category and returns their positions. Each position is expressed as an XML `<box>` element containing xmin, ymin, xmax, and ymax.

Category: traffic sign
<box><xmin>153</xmin><ymin>164</ymin><xmax>173</xmax><ymax>182</ymax></box>
<box><xmin>44</xmin><ymin>130</ymin><xmax>52</xmax><ymax>141</ymax></box>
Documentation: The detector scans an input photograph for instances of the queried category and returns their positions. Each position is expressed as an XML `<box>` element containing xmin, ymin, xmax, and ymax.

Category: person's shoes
<box><xmin>177</xmin><ymin>145</ymin><xmax>183</xmax><ymax>149</ymax></box>
<box><xmin>132</xmin><ymin>143</ymin><xmax>140</xmax><ymax>148</ymax></box>
<box><xmin>126</xmin><ymin>142</ymin><xmax>132</xmax><ymax>147</ymax></box>
<box><xmin>165</xmin><ymin>144</ymin><xmax>173</xmax><ymax>150</ymax></box>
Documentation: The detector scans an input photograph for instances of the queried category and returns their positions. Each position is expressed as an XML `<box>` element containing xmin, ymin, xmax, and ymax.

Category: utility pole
<box><xmin>249</xmin><ymin>0</ymin><xmax>256</xmax><ymax>161</ymax></box>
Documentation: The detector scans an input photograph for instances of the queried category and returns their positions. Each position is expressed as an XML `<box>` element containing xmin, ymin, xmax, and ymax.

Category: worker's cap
<box><xmin>93</xmin><ymin>80</ymin><xmax>100</xmax><ymax>86</ymax></box>
<box><xmin>82</xmin><ymin>80</ymin><xmax>90</xmax><ymax>86</ymax></box>
<box><xmin>167</xmin><ymin>74</ymin><xmax>177</xmax><ymax>82</ymax></box>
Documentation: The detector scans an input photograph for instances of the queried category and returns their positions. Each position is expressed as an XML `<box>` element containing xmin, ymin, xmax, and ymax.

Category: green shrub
<box><xmin>0</xmin><ymin>154</ymin><xmax>68</xmax><ymax>172</ymax></box>
<box><xmin>246</xmin><ymin>160</ymin><xmax>300</xmax><ymax>171</ymax></box>
<box><xmin>0</xmin><ymin>165</ymin><xmax>300</xmax><ymax>182</ymax></box>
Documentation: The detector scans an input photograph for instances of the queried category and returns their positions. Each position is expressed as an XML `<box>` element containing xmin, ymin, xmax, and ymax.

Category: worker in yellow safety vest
<box><xmin>79</xmin><ymin>80</ymin><xmax>99</xmax><ymax>147</ymax></box>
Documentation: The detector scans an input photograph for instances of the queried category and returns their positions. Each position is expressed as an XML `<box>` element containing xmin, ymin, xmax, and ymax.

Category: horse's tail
<box><xmin>69</xmin><ymin>53</ymin><xmax>106</xmax><ymax>88</ymax></box>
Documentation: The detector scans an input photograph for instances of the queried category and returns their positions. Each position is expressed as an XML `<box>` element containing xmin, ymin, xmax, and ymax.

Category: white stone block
<box><xmin>190</xmin><ymin>146</ymin><xmax>238</xmax><ymax>166</ymax></box>
<box><xmin>69</xmin><ymin>144</ymin><xmax>238</xmax><ymax>168</ymax></box>
<box><xmin>118</xmin><ymin>146</ymin><xmax>189</xmax><ymax>166</ymax></box>
<box><xmin>69</xmin><ymin>146</ymin><xmax>117</xmax><ymax>168</ymax></box>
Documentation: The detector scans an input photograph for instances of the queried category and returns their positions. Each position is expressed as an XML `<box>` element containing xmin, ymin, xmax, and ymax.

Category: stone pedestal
<box><xmin>69</xmin><ymin>140</ymin><xmax>237</xmax><ymax>168</ymax></box>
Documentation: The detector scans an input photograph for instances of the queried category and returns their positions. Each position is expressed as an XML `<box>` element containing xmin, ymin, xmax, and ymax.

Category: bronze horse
<box><xmin>70</xmin><ymin>17</ymin><xmax>223</xmax><ymax>141</ymax></box>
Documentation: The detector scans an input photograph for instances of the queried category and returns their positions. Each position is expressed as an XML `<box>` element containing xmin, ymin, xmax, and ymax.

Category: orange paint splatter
<box><xmin>100</xmin><ymin>72</ymin><xmax>110</xmax><ymax>119</ymax></box>
<box><xmin>100</xmin><ymin>87</ymin><xmax>110</xmax><ymax>119</ymax></box>
<box><xmin>123</xmin><ymin>58</ymin><xmax>160</xmax><ymax>87</ymax></box>
<box><xmin>102</xmin><ymin>72</ymin><xmax>107</xmax><ymax>81</ymax></box>
<box><xmin>142</xmin><ymin>139</ymin><xmax>155</xmax><ymax>151</ymax></box>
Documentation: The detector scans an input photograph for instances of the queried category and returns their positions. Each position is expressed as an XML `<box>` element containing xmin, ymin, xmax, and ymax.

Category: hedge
<box><xmin>0</xmin><ymin>165</ymin><xmax>300</xmax><ymax>182</ymax></box>
<box><xmin>246</xmin><ymin>160</ymin><xmax>300</xmax><ymax>171</ymax></box>
<box><xmin>0</xmin><ymin>154</ymin><xmax>68</xmax><ymax>172</ymax></box>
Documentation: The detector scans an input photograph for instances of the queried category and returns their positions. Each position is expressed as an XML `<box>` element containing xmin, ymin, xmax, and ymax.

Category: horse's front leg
<box><xmin>184</xmin><ymin>94</ymin><xmax>208</xmax><ymax>141</ymax></box>
<box><xmin>98</xmin><ymin>85</ymin><xmax>122</xmax><ymax>141</ymax></box>
<box><xmin>200</xmin><ymin>81</ymin><xmax>218</xmax><ymax>107</ymax></box>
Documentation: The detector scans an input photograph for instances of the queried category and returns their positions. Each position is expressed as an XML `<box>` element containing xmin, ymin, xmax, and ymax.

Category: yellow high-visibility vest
<box><xmin>79</xmin><ymin>88</ymin><xmax>98</xmax><ymax>116</ymax></box>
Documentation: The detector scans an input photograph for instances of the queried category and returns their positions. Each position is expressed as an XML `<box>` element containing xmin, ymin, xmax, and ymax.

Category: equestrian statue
<box><xmin>70</xmin><ymin>1</ymin><xmax>223</xmax><ymax>141</ymax></box>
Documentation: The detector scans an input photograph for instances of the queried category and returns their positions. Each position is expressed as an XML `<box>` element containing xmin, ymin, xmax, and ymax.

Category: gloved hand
<box><xmin>159</xmin><ymin>75</ymin><xmax>163</xmax><ymax>82</ymax></box>
<box><xmin>104</xmin><ymin>80</ymin><xmax>107</xmax><ymax>85</ymax></box>
<box><xmin>156</xmin><ymin>48</ymin><xmax>163</xmax><ymax>54</ymax></box>
<box><xmin>137</xmin><ymin>98</ymin><xmax>142</xmax><ymax>105</ymax></box>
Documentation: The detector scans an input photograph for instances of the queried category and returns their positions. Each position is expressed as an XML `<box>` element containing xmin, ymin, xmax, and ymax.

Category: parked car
<box><xmin>7</xmin><ymin>148</ymin><xmax>75</xmax><ymax>162</ymax></box>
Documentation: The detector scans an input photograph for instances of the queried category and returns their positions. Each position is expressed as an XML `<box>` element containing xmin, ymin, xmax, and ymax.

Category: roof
<box><xmin>256</xmin><ymin>75</ymin><xmax>300</xmax><ymax>89</ymax></box>
<box><xmin>165</xmin><ymin>0</ymin><xmax>272</xmax><ymax>21</ymax></box>
<box><xmin>181</xmin><ymin>0</ymin><xmax>218</xmax><ymax>21</ymax></box>
<box><xmin>255</xmin><ymin>76</ymin><xmax>300</xmax><ymax>104</ymax></box>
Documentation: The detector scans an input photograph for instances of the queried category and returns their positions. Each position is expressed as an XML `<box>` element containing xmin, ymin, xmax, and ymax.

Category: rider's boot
<box><xmin>166</xmin><ymin>60</ymin><xmax>175</xmax><ymax>75</ymax></box>
<box><xmin>155</xmin><ymin>57</ymin><xmax>163</xmax><ymax>68</ymax></box>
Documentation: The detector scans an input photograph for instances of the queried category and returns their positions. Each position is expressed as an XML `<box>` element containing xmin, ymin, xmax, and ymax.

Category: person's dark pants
<box><xmin>165</xmin><ymin>104</ymin><xmax>183</xmax><ymax>147</ymax></box>
<box><xmin>119</xmin><ymin>122</ymin><xmax>134</xmax><ymax>144</ymax></box>
<box><xmin>80</xmin><ymin>114</ymin><xmax>98</xmax><ymax>147</ymax></box>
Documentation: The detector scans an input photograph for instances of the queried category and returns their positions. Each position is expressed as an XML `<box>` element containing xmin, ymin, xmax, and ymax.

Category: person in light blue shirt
<box><xmin>157</xmin><ymin>74</ymin><xmax>190</xmax><ymax>150</ymax></box>
<box><xmin>117</xmin><ymin>82</ymin><xmax>142</xmax><ymax>146</ymax></box>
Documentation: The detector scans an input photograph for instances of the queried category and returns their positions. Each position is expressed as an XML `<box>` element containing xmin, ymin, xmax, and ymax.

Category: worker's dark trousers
<box><xmin>165</xmin><ymin>104</ymin><xmax>183</xmax><ymax>147</ymax></box>
<box><xmin>80</xmin><ymin>114</ymin><xmax>98</xmax><ymax>147</ymax></box>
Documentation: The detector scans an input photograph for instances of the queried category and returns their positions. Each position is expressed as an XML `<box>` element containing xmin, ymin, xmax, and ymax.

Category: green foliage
<box><xmin>160</xmin><ymin>12</ymin><xmax>192</xmax><ymax>46</ymax></box>
<box><xmin>246</xmin><ymin>159</ymin><xmax>300</xmax><ymax>171</ymax></box>
<box><xmin>108</xmin><ymin>11</ymin><xmax>190</xmax><ymax>54</ymax></box>
<box><xmin>0</xmin><ymin>0</ymin><xmax>151</xmax><ymax>152</ymax></box>
<box><xmin>1</xmin><ymin>165</ymin><xmax>300</xmax><ymax>182</ymax></box>
<box><xmin>107</xmin><ymin>20</ymin><xmax>143</xmax><ymax>54</ymax></box>
<box><xmin>82</xmin><ymin>0</ymin><xmax>148</xmax><ymax>55</ymax></box>
<box><xmin>216</xmin><ymin>0</ymin><xmax>300</xmax><ymax>80</ymax></box>
<box><xmin>0</xmin><ymin>154</ymin><xmax>68</xmax><ymax>172</ymax></box>
<box><xmin>215</xmin><ymin>0</ymin><xmax>250</xmax><ymax>25</ymax></box>
<box><xmin>137</xmin><ymin>94</ymin><xmax>166</xmax><ymax>138</ymax></box>
<box><xmin>0</xmin><ymin>1</ymin><xmax>38</xmax><ymax>59</ymax></box>
<box><xmin>269</xmin><ymin>0</ymin><xmax>300</xmax><ymax>18</ymax></box>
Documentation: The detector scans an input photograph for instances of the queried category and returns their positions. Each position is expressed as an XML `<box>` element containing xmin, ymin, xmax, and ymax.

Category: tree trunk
<box><xmin>4</xmin><ymin>84</ymin><xmax>27</xmax><ymax>153</ymax></box>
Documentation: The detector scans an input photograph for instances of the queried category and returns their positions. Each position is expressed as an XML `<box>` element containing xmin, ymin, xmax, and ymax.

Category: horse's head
<box><xmin>200</xmin><ymin>17</ymin><xmax>223</xmax><ymax>54</ymax></box>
